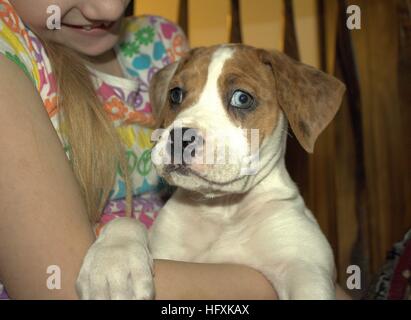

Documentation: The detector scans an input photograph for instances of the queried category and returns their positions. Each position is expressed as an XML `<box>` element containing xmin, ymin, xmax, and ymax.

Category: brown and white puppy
<box><xmin>76</xmin><ymin>44</ymin><xmax>345</xmax><ymax>300</ymax></box>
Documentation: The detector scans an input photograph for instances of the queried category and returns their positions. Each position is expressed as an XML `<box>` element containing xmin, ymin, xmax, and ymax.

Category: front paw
<box><xmin>76</xmin><ymin>218</ymin><xmax>155</xmax><ymax>300</ymax></box>
<box><xmin>280</xmin><ymin>268</ymin><xmax>335</xmax><ymax>300</ymax></box>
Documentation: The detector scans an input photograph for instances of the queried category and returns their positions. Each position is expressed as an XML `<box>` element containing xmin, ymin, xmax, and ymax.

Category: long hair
<box><xmin>44</xmin><ymin>41</ymin><xmax>132</xmax><ymax>223</ymax></box>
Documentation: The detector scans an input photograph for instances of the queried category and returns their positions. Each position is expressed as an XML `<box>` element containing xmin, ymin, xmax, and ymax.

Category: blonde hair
<box><xmin>45</xmin><ymin>42</ymin><xmax>132</xmax><ymax>223</ymax></box>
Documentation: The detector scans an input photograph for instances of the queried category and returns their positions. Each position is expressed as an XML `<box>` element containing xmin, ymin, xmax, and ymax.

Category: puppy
<box><xmin>76</xmin><ymin>44</ymin><xmax>345</xmax><ymax>300</ymax></box>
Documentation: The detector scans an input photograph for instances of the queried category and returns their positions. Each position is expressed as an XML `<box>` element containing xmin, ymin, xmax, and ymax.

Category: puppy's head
<box><xmin>150</xmin><ymin>45</ymin><xmax>345</xmax><ymax>197</ymax></box>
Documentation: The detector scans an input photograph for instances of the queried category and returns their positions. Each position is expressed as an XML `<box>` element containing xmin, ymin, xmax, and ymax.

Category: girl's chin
<box><xmin>74</xmin><ymin>42</ymin><xmax>118</xmax><ymax>57</ymax></box>
<box><xmin>61</xmin><ymin>35</ymin><xmax>120</xmax><ymax>57</ymax></box>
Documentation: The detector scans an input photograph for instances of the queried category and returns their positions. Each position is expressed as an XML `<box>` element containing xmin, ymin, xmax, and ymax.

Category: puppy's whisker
<box><xmin>280</xmin><ymin>128</ymin><xmax>293</xmax><ymax>139</ymax></box>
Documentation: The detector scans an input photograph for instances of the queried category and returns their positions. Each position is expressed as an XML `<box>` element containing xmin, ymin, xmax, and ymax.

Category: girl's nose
<box><xmin>76</xmin><ymin>0</ymin><xmax>129</xmax><ymax>21</ymax></box>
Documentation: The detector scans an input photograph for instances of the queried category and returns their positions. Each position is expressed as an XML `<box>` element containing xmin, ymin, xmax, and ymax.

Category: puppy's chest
<box><xmin>189</xmin><ymin>225</ymin><xmax>254</xmax><ymax>264</ymax></box>
<box><xmin>149</xmin><ymin>201</ymin><xmax>259</xmax><ymax>264</ymax></box>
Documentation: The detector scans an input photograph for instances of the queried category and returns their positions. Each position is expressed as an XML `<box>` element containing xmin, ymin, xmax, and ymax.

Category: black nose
<box><xmin>168</xmin><ymin>127</ymin><xmax>202</xmax><ymax>165</ymax></box>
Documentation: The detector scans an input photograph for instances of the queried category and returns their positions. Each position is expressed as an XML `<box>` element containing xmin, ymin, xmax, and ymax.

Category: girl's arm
<box><xmin>153</xmin><ymin>260</ymin><xmax>278</xmax><ymax>300</ymax></box>
<box><xmin>0</xmin><ymin>55</ymin><xmax>96</xmax><ymax>299</ymax></box>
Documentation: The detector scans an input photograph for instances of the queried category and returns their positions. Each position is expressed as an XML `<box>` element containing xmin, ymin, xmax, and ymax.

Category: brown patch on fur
<box><xmin>150</xmin><ymin>47</ymin><xmax>217</xmax><ymax>128</ymax></box>
<box><xmin>218</xmin><ymin>45</ymin><xmax>280</xmax><ymax>145</ymax></box>
<box><xmin>216</xmin><ymin>45</ymin><xmax>345</xmax><ymax>152</ymax></box>
<box><xmin>259</xmin><ymin>49</ymin><xmax>346</xmax><ymax>153</ymax></box>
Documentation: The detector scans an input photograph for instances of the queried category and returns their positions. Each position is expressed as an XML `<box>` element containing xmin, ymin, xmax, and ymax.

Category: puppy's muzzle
<box><xmin>167</xmin><ymin>127</ymin><xmax>204</xmax><ymax>166</ymax></box>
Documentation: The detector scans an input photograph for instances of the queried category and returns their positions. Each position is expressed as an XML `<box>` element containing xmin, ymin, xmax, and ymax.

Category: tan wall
<box><xmin>136</xmin><ymin>0</ymin><xmax>320</xmax><ymax>68</ymax></box>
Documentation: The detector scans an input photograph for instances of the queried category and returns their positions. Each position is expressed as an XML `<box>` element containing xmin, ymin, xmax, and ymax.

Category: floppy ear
<box><xmin>149</xmin><ymin>61</ymin><xmax>180</xmax><ymax>128</ymax></box>
<box><xmin>260</xmin><ymin>50</ymin><xmax>346</xmax><ymax>153</ymax></box>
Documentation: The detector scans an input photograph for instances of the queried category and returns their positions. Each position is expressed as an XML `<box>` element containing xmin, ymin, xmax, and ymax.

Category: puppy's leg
<box><xmin>250</xmin><ymin>209</ymin><xmax>336</xmax><ymax>300</ymax></box>
<box><xmin>264</xmin><ymin>261</ymin><xmax>335</xmax><ymax>300</ymax></box>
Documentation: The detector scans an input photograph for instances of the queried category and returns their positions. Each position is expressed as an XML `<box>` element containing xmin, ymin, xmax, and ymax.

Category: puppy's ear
<box><xmin>149</xmin><ymin>61</ymin><xmax>180</xmax><ymax>128</ymax></box>
<box><xmin>260</xmin><ymin>49</ymin><xmax>346</xmax><ymax>153</ymax></box>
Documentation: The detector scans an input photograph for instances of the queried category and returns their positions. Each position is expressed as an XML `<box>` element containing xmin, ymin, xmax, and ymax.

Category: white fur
<box><xmin>77</xmin><ymin>46</ymin><xmax>336</xmax><ymax>300</ymax></box>
<box><xmin>152</xmin><ymin>47</ymin><xmax>253</xmax><ymax>196</ymax></box>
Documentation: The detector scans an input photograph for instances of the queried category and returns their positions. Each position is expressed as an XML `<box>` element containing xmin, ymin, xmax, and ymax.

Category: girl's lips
<box><xmin>62</xmin><ymin>22</ymin><xmax>116</xmax><ymax>35</ymax></box>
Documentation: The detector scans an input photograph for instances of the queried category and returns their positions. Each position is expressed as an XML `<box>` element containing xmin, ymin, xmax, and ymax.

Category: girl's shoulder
<box><xmin>117</xmin><ymin>15</ymin><xmax>190</xmax><ymax>75</ymax></box>
<box><xmin>122</xmin><ymin>14</ymin><xmax>187</xmax><ymax>47</ymax></box>
<box><xmin>0</xmin><ymin>0</ymin><xmax>56</xmax><ymax>122</ymax></box>
<box><xmin>0</xmin><ymin>0</ymin><xmax>43</xmax><ymax>89</ymax></box>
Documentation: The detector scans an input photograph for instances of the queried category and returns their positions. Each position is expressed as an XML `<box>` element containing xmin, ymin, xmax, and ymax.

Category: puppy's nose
<box><xmin>168</xmin><ymin>127</ymin><xmax>203</xmax><ymax>165</ymax></box>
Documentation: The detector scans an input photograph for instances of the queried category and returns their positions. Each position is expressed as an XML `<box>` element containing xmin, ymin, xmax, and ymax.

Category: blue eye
<box><xmin>169</xmin><ymin>87</ymin><xmax>184</xmax><ymax>105</ymax></box>
<box><xmin>230</xmin><ymin>90</ymin><xmax>254</xmax><ymax>109</ymax></box>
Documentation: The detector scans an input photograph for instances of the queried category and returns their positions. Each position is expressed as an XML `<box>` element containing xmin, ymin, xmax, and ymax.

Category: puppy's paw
<box><xmin>76</xmin><ymin>218</ymin><xmax>154</xmax><ymax>300</ymax></box>
<box><xmin>288</xmin><ymin>282</ymin><xmax>336</xmax><ymax>300</ymax></box>
<box><xmin>279</xmin><ymin>267</ymin><xmax>335</xmax><ymax>300</ymax></box>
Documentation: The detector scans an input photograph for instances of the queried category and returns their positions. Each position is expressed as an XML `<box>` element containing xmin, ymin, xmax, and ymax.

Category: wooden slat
<box><xmin>283</xmin><ymin>0</ymin><xmax>300</xmax><ymax>60</ymax></box>
<box><xmin>317</xmin><ymin>0</ymin><xmax>327</xmax><ymax>70</ymax></box>
<box><xmin>333</xmin><ymin>0</ymin><xmax>368</xmax><ymax>295</ymax></box>
<box><xmin>230</xmin><ymin>0</ymin><xmax>243</xmax><ymax>43</ymax></box>
<box><xmin>398</xmin><ymin>0</ymin><xmax>411</xmax><ymax>227</ymax></box>
<box><xmin>126</xmin><ymin>0</ymin><xmax>135</xmax><ymax>16</ymax></box>
<box><xmin>283</xmin><ymin>0</ymin><xmax>311</xmax><ymax>213</ymax></box>
<box><xmin>178</xmin><ymin>0</ymin><xmax>189</xmax><ymax>40</ymax></box>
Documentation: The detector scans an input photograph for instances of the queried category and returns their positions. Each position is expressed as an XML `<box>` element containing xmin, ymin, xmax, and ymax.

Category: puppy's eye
<box><xmin>230</xmin><ymin>90</ymin><xmax>254</xmax><ymax>109</ymax></box>
<box><xmin>169</xmin><ymin>87</ymin><xmax>184</xmax><ymax>105</ymax></box>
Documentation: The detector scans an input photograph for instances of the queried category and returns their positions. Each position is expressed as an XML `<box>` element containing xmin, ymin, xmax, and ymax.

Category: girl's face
<box><xmin>10</xmin><ymin>0</ymin><xmax>132</xmax><ymax>56</ymax></box>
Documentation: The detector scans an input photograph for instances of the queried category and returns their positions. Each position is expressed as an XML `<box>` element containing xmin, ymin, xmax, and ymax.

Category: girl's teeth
<box><xmin>81</xmin><ymin>23</ymin><xmax>110</xmax><ymax>31</ymax></box>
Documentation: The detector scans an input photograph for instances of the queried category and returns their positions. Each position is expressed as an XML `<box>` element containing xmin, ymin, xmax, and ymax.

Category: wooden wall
<box><xmin>347</xmin><ymin>0</ymin><xmax>411</xmax><ymax>288</ymax></box>
<box><xmin>132</xmin><ymin>0</ymin><xmax>411</xmax><ymax>297</ymax></box>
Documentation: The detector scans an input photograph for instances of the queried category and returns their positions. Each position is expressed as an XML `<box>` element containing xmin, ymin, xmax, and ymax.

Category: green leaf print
<box><xmin>134</xmin><ymin>26</ymin><xmax>155</xmax><ymax>46</ymax></box>
<box><xmin>137</xmin><ymin>150</ymin><xmax>152</xmax><ymax>177</ymax></box>
<box><xmin>120</xmin><ymin>41</ymin><xmax>141</xmax><ymax>58</ymax></box>
<box><xmin>5</xmin><ymin>51</ymin><xmax>34</xmax><ymax>83</ymax></box>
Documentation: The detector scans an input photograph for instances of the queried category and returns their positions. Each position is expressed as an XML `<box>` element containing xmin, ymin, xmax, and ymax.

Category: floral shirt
<box><xmin>0</xmin><ymin>0</ymin><xmax>189</xmax><ymax>299</ymax></box>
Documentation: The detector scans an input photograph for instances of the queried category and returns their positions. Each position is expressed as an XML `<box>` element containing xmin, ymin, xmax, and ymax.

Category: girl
<box><xmin>0</xmin><ymin>0</ymin><xmax>277</xmax><ymax>299</ymax></box>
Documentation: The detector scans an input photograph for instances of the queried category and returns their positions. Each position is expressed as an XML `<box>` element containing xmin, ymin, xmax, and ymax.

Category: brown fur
<box><xmin>150</xmin><ymin>44</ymin><xmax>346</xmax><ymax>153</ymax></box>
<box><xmin>150</xmin><ymin>47</ymin><xmax>214</xmax><ymax>128</ymax></box>
<box><xmin>259</xmin><ymin>49</ymin><xmax>346</xmax><ymax>153</ymax></box>
<box><xmin>218</xmin><ymin>46</ymin><xmax>280</xmax><ymax>145</ymax></box>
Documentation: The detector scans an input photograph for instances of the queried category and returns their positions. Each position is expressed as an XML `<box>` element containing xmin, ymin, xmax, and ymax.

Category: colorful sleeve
<box><xmin>150</xmin><ymin>15</ymin><xmax>190</xmax><ymax>65</ymax></box>
<box><xmin>0</xmin><ymin>0</ymin><xmax>62</xmax><ymax>145</ymax></box>
<box><xmin>0</xmin><ymin>0</ymin><xmax>41</xmax><ymax>88</ymax></box>
<box><xmin>116</xmin><ymin>15</ymin><xmax>190</xmax><ymax>82</ymax></box>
